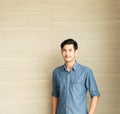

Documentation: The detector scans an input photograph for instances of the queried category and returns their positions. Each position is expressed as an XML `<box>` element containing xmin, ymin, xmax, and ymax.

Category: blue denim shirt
<box><xmin>52</xmin><ymin>62</ymin><xmax>100</xmax><ymax>114</ymax></box>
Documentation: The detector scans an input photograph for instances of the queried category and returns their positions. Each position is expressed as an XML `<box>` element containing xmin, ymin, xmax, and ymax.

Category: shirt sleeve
<box><xmin>85</xmin><ymin>68</ymin><xmax>100</xmax><ymax>98</ymax></box>
<box><xmin>52</xmin><ymin>69</ymin><xmax>59</xmax><ymax>97</ymax></box>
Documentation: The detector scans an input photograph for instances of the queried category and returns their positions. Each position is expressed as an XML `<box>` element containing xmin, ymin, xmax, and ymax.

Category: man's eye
<box><xmin>62</xmin><ymin>49</ymin><xmax>66</xmax><ymax>52</ymax></box>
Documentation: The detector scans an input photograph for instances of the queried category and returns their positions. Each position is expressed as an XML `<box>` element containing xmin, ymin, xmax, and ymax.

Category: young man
<box><xmin>52</xmin><ymin>39</ymin><xmax>100</xmax><ymax>114</ymax></box>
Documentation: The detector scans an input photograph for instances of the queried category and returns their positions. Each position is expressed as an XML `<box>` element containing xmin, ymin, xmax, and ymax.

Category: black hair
<box><xmin>60</xmin><ymin>38</ymin><xmax>78</xmax><ymax>50</ymax></box>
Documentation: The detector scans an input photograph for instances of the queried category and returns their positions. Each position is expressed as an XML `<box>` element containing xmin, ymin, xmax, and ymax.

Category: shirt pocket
<box><xmin>71</xmin><ymin>78</ymin><xmax>83</xmax><ymax>84</ymax></box>
<box><xmin>71</xmin><ymin>78</ymin><xmax>84</xmax><ymax>94</ymax></box>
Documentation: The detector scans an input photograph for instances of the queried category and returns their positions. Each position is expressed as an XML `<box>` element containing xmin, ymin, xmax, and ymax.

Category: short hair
<box><xmin>60</xmin><ymin>38</ymin><xmax>78</xmax><ymax>50</ymax></box>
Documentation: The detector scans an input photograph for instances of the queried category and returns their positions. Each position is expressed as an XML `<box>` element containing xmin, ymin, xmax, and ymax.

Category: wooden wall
<box><xmin>0</xmin><ymin>0</ymin><xmax>120</xmax><ymax>114</ymax></box>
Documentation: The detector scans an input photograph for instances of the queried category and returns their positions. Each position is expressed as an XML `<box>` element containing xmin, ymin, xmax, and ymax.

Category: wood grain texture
<box><xmin>0</xmin><ymin>0</ymin><xmax>120</xmax><ymax>114</ymax></box>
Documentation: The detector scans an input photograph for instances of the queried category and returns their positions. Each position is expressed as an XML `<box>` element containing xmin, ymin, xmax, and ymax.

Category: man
<box><xmin>52</xmin><ymin>39</ymin><xmax>100</xmax><ymax>114</ymax></box>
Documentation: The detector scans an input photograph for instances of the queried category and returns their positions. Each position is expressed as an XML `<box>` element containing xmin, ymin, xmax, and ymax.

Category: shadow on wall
<box><xmin>43</xmin><ymin>49</ymin><xmax>63</xmax><ymax>112</ymax></box>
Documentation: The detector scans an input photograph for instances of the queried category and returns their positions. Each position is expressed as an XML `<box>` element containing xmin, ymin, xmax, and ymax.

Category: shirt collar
<box><xmin>62</xmin><ymin>61</ymin><xmax>79</xmax><ymax>71</ymax></box>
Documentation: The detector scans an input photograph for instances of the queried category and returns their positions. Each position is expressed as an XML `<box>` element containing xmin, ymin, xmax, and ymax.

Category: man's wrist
<box><xmin>88</xmin><ymin>112</ymin><xmax>94</xmax><ymax>114</ymax></box>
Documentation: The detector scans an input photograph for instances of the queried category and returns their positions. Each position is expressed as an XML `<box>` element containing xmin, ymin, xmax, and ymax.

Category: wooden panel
<box><xmin>0</xmin><ymin>0</ymin><xmax>120</xmax><ymax>114</ymax></box>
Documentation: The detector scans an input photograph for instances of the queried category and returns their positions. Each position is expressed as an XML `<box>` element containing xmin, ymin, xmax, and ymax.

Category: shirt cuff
<box><xmin>90</xmin><ymin>89</ymin><xmax>100</xmax><ymax>98</ymax></box>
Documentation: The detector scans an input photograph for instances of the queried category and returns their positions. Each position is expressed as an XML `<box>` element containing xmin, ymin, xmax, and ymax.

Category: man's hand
<box><xmin>88</xmin><ymin>96</ymin><xmax>99</xmax><ymax>114</ymax></box>
<box><xmin>52</xmin><ymin>96</ymin><xmax>58</xmax><ymax>114</ymax></box>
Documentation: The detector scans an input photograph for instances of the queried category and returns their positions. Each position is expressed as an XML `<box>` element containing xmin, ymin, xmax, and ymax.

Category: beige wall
<box><xmin>0</xmin><ymin>0</ymin><xmax>120</xmax><ymax>114</ymax></box>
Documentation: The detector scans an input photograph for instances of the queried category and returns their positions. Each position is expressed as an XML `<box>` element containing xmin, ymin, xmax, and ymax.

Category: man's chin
<box><xmin>65</xmin><ymin>59</ymin><xmax>72</xmax><ymax>63</ymax></box>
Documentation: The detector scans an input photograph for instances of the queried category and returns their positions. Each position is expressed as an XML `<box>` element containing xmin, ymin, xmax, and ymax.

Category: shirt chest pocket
<box><xmin>72</xmin><ymin>78</ymin><xmax>83</xmax><ymax>84</ymax></box>
<box><xmin>71</xmin><ymin>78</ymin><xmax>85</xmax><ymax>94</ymax></box>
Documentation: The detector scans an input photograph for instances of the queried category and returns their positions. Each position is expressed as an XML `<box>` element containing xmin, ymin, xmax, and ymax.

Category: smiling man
<box><xmin>52</xmin><ymin>39</ymin><xmax>100</xmax><ymax>114</ymax></box>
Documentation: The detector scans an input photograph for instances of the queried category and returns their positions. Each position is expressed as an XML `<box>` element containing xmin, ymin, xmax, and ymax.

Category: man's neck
<box><xmin>65</xmin><ymin>60</ymin><xmax>76</xmax><ymax>72</ymax></box>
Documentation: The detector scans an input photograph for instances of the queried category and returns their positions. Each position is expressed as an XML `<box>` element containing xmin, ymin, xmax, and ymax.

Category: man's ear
<box><xmin>75</xmin><ymin>49</ymin><xmax>78</xmax><ymax>56</ymax></box>
<box><xmin>75</xmin><ymin>49</ymin><xmax>78</xmax><ymax>53</ymax></box>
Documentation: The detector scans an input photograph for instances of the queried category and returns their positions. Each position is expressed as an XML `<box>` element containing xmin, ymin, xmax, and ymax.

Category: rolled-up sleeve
<box><xmin>85</xmin><ymin>68</ymin><xmax>100</xmax><ymax>98</ymax></box>
<box><xmin>52</xmin><ymin>69</ymin><xmax>59</xmax><ymax>97</ymax></box>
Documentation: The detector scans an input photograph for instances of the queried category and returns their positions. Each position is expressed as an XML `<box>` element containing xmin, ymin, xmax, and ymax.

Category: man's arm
<box><xmin>52</xmin><ymin>96</ymin><xmax>58</xmax><ymax>114</ymax></box>
<box><xmin>88</xmin><ymin>96</ymin><xmax>99</xmax><ymax>114</ymax></box>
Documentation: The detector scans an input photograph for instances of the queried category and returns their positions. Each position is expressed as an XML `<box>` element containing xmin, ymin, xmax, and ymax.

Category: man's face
<box><xmin>61</xmin><ymin>44</ymin><xmax>78</xmax><ymax>63</ymax></box>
